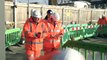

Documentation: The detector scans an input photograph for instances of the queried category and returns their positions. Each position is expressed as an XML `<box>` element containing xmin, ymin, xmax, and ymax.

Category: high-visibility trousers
<box><xmin>26</xmin><ymin>49</ymin><xmax>41</xmax><ymax>60</ymax></box>
<box><xmin>43</xmin><ymin>39</ymin><xmax>60</xmax><ymax>55</ymax></box>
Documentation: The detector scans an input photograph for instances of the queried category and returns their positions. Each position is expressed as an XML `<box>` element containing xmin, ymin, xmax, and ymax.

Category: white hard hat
<box><xmin>31</xmin><ymin>9</ymin><xmax>41</xmax><ymax>18</ymax></box>
<box><xmin>53</xmin><ymin>12</ymin><xmax>60</xmax><ymax>20</ymax></box>
<box><xmin>52</xmin><ymin>48</ymin><xmax>85</xmax><ymax>60</ymax></box>
<box><xmin>31</xmin><ymin>9</ymin><xmax>35</xmax><ymax>16</ymax></box>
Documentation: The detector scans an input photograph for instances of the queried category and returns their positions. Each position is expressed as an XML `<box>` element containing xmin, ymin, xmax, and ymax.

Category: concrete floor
<box><xmin>6</xmin><ymin>45</ymin><xmax>27</xmax><ymax>60</ymax></box>
<box><xmin>6</xmin><ymin>37</ymin><xmax>107</xmax><ymax>60</ymax></box>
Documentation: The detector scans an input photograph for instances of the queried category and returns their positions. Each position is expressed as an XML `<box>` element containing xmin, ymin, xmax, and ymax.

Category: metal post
<box><xmin>62</xmin><ymin>8</ymin><xmax>64</xmax><ymax>25</ymax></box>
<box><xmin>27</xmin><ymin>0</ymin><xmax>30</xmax><ymax>18</ymax></box>
<box><xmin>41</xmin><ymin>6</ymin><xmax>43</xmax><ymax>18</ymax></box>
<box><xmin>92</xmin><ymin>51</ymin><xmax>95</xmax><ymax>60</ymax></box>
<box><xmin>0</xmin><ymin>0</ymin><xmax>5</xmax><ymax>60</ymax></box>
<box><xmin>91</xmin><ymin>9</ymin><xmax>93</xmax><ymax>21</ymax></box>
<box><xmin>101</xmin><ymin>52</ymin><xmax>104</xmax><ymax>60</ymax></box>
<box><xmin>78</xmin><ymin>9</ymin><xmax>80</xmax><ymax>24</ymax></box>
<box><xmin>85</xmin><ymin>50</ymin><xmax>88</xmax><ymax>60</ymax></box>
<box><xmin>13</xmin><ymin>0</ymin><xmax>17</xmax><ymax>28</ymax></box>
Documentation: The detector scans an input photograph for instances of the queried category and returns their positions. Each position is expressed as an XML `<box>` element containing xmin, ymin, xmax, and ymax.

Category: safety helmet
<box><xmin>31</xmin><ymin>9</ymin><xmax>41</xmax><ymax>18</ymax></box>
<box><xmin>31</xmin><ymin>9</ymin><xmax>35</xmax><ymax>16</ymax></box>
<box><xmin>53</xmin><ymin>12</ymin><xmax>60</xmax><ymax>20</ymax></box>
<box><xmin>52</xmin><ymin>48</ymin><xmax>85</xmax><ymax>60</ymax></box>
<box><xmin>47</xmin><ymin>10</ymin><xmax>53</xmax><ymax>14</ymax></box>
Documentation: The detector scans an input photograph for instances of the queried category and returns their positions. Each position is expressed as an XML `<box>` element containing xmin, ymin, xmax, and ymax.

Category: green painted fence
<box><xmin>63</xmin><ymin>24</ymin><xmax>100</xmax><ymax>41</ymax></box>
<box><xmin>5</xmin><ymin>28</ymin><xmax>21</xmax><ymax>48</ymax></box>
<box><xmin>61</xmin><ymin>24</ymin><xmax>107</xmax><ymax>60</ymax></box>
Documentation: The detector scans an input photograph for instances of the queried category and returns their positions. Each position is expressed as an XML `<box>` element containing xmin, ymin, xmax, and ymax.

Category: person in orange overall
<box><xmin>98</xmin><ymin>16</ymin><xmax>102</xmax><ymax>25</ymax></box>
<box><xmin>43</xmin><ymin>12</ymin><xmax>64</xmax><ymax>55</ymax></box>
<box><xmin>52</xmin><ymin>12</ymin><xmax>64</xmax><ymax>49</ymax></box>
<box><xmin>36</xmin><ymin>48</ymin><xmax>85</xmax><ymax>60</ymax></box>
<box><xmin>44</xmin><ymin>10</ymin><xmax>53</xmax><ymax>20</ymax></box>
<box><xmin>22</xmin><ymin>9</ymin><xmax>48</xmax><ymax>60</ymax></box>
<box><xmin>19</xmin><ymin>9</ymin><xmax>37</xmax><ymax>45</ymax></box>
<box><xmin>97</xmin><ymin>15</ymin><xmax>107</xmax><ymax>37</ymax></box>
<box><xmin>98</xmin><ymin>15</ymin><xmax>107</xmax><ymax>25</ymax></box>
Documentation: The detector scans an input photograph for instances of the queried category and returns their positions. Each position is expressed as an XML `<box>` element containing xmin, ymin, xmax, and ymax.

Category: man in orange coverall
<box><xmin>36</xmin><ymin>48</ymin><xmax>85</xmax><ymax>60</ymax></box>
<box><xmin>97</xmin><ymin>15</ymin><xmax>107</xmax><ymax>37</ymax></box>
<box><xmin>20</xmin><ymin>9</ymin><xmax>38</xmax><ymax>45</ymax></box>
<box><xmin>43</xmin><ymin>12</ymin><xmax>64</xmax><ymax>55</ymax></box>
<box><xmin>22</xmin><ymin>9</ymin><xmax>48</xmax><ymax>60</ymax></box>
<box><xmin>98</xmin><ymin>15</ymin><xmax>107</xmax><ymax>25</ymax></box>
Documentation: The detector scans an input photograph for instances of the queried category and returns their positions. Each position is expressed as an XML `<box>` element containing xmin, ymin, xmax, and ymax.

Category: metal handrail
<box><xmin>63</xmin><ymin>40</ymin><xmax>107</xmax><ymax>60</ymax></box>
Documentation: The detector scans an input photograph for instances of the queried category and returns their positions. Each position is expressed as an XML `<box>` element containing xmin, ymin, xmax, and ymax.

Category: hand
<box><xmin>37</xmin><ymin>32</ymin><xmax>41</xmax><ymax>38</ymax></box>
<box><xmin>19</xmin><ymin>37</ymin><xmax>25</xmax><ymax>45</ymax></box>
<box><xmin>54</xmin><ymin>34</ymin><xmax>63</xmax><ymax>38</ymax></box>
<box><xmin>34</xmin><ymin>32</ymin><xmax>41</xmax><ymax>38</ymax></box>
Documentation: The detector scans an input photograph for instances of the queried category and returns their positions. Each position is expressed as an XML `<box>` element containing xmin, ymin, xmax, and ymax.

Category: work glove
<box><xmin>34</xmin><ymin>32</ymin><xmax>41</xmax><ymax>38</ymax></box>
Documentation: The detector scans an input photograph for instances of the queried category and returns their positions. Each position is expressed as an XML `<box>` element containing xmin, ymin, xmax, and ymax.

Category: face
<box><xmin>32</xmin><ymin>17</ymin><xmax>40</xmax><ymax>23</ymax></box>
<box><xmin>48</xmin><ymin>15</ymin><xmax>56</xmax><ymax>23</ymax></box>
<box><xmin>47</xmin><ymin>14</ymin><xmax>52</xmax><ymax>18</ymax></box>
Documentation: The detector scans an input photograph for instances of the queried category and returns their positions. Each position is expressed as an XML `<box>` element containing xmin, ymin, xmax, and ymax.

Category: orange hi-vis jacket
<box><xmin>52</xmin><ymin>20</ymin><xmax>64</xmax><ymax>48</ymax></box>
<box><xmin>43</xmin><ymin>20</ymin><xmax>64</xmax><ymax>50</ymax></box>
<box><xmin>23</xmin><ymin>17</ymin><xmax>48</xmax><ymax>51</ymax></box>
<box><xmin>98</xmin><ymin>17</ymin><xmax>107</xmax><ymax>25</ymax></box>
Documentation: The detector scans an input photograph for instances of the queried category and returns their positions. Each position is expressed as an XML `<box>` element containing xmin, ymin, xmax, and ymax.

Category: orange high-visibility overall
<box><xmin>23</xmin><ymin>17</ymin><xmax>48</xmax><ymax>60</ymax></box>
<box><xmin>53</xmin><ymin>20</ymin><xmax>64</xmax><ymax>49</ymax></box>
<box><xmin>97</xmin><ymin>17</ymin><xmax>107</xmax><ymax>36</ymax></box>
<box><xmin>36</xmin><ymin>50</ymin><xmax>60</xmax><ymax>60</ymax></box>
<box><xmin>98</xmin><ymin>17</ymin><xmax>107</xmax><ymax>25</ymax></box>
<box><xmin>43</xmin><ymin>19</ymin><xmax>64</xmax><ymax>55</ymax></box>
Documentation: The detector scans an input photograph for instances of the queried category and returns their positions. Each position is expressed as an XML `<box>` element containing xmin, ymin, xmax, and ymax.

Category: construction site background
<box><xmin>5</xmin><ymin>1</ymin><xmax>107</xmax><ymax>29</ymax></box>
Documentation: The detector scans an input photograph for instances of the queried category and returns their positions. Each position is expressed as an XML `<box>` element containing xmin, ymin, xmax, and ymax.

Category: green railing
<box><xmin>61</xmin><ymin>24</ymin><xmax>107</xmax><ymax>60</ymax></box>
<box><xmin>5</xmin><ymin>28</ymin><xmax>21</xmax><ymax>48</ymax></box>
<box><xmin>62</xmin><ymin>40</ymin><xmax>107</xmax><ymax>60</ymax></box>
